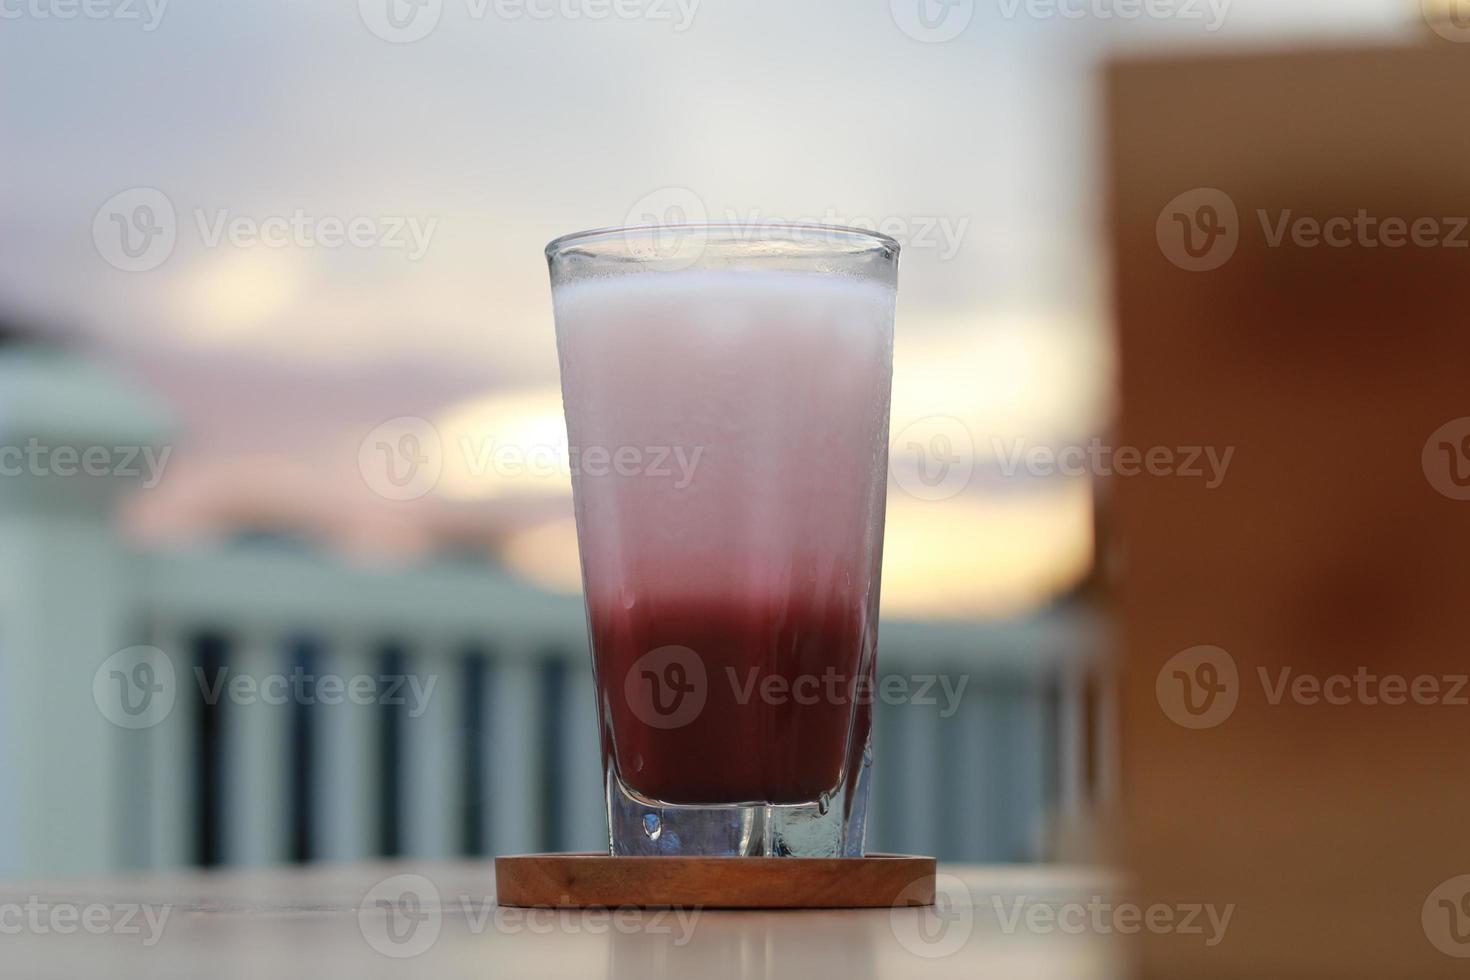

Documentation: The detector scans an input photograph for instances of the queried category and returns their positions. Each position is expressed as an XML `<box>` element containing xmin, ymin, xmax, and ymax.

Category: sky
<box><xmin>0</xmin><ymin>0</ymin><xmax>1420</xmax><ymax>617</ymax></box>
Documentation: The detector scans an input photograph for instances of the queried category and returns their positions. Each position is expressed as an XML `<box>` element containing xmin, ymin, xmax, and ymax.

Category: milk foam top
<box><xmin>553</xmin><ymin>269</ymin><xmax>895</xmax><ymax>609</ymax></box>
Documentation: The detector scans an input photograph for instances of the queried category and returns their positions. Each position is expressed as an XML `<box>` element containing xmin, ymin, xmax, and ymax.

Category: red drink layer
<box><xmin>595</xmin><ymin>595</ymin><xmax>873</xmax><ymax>806</ymax></box>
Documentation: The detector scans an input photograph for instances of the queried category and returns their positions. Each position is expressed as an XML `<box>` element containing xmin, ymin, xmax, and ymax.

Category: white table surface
<box><xmin>0</xmin><ymin>861</ymin><xmax>1124</xmax><ymax>979</ymax></box>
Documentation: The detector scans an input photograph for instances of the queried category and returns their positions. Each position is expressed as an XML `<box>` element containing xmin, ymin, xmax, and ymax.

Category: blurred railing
<box><xmin>0</xmin><ymin>346</ymin><xmax>1111</xmax><ymax>876</ymax></box>
<box><xmin>114</xmin><ymin>541</ymin><xmax>1111</xmax><ymax>871</ymax></box>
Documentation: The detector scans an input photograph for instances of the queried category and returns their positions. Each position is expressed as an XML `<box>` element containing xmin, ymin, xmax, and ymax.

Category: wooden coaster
<box><xmin>495</xmin><ymin>853</ymin><xmax>935</xmax><ymax>909</ymax></box>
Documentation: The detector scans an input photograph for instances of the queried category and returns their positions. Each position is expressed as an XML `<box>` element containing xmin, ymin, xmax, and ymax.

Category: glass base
<box><xmin>605</xmin><ymin>743</ymin><xmax>873</xmax><ymax>857</ymax></box>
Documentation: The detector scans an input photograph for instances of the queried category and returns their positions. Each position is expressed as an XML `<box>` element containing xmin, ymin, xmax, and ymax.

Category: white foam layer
<box><xmin>553</xmin><ymin>268</ymin><xmax>895</xmax><ymax>606</ymax></box>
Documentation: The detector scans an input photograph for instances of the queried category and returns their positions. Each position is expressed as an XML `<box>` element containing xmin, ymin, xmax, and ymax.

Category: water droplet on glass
<box><xmin>642</xmin><ymin>812</ymin><xmax>662</xmax><ymax>840</ymax></box>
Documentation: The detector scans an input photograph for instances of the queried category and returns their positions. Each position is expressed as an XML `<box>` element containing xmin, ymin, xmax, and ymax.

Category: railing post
<box><xmin>0</xmin><ymin>345</ymin><xmax>174</xmax><ymax>876</ymax></box>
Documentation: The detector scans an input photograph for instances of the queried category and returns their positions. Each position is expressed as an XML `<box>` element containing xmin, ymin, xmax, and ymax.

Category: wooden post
<box><xmin>1108</xmin><ymin>40</ymin><xmax>1470</xmax><ymax>978</ymax></box>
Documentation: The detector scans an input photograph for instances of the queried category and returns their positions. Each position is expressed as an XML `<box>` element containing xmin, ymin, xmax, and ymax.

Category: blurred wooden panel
<box><xmin>1108</xmin><ymin>42</ymin><xmax>1470</xmax><ymax>979</ymax></box>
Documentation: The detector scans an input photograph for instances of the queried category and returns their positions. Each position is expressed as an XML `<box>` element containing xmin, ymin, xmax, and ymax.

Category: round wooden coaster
<box><xmin>494</xmin><ymin>853</ymin><xmax>935</xmax><ymax>909</ymax></box>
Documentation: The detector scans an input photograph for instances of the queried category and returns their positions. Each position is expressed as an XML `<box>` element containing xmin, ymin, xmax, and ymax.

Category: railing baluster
<box><xmin>943</xmin><ymin>666</ymin><xmax>987</xmax><ymax>861</ymax></box>
<box><xmin>563</xmin><ymin>662</ymin><xmax>606</xmax><ymax>852</ymax></box>
<box><xmin>488</xmin><ymin>654</ymin><xmax>542</xmax><ymax>856</ymax></box>
<box><xmin>1009</xmin><ymin>678</ymin><xmax>1048</xmax><ymax>862</ymax></box>
<box><xmin>312</xmin><ymin>637</ymin><xmax>378</xmax><ymax>862</ymax></box>
<box><xmin>402</xmin><ymin>639</ymin><xmax>459</xmax><ymax>859</ymax></box>
<box><xmin>145</xmin><ymin>620</ymin><xmax>192</xmax><ymax>870</ymax></box>
<box><xmin>222</xmin><ymin>628</ymin><xmax>288</xmax><ymax>866</ymax></box>
<box><xmin>1058</xmin><ymin>664</ymin><xmax>1088</xmax><ymax>822</ymax></box>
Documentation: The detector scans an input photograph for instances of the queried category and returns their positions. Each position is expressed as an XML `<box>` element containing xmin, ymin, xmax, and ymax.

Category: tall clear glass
<box><xmin>546</xmin><ymin>223</ymin><xmax>899</xmax><ymax>857</ymax></box>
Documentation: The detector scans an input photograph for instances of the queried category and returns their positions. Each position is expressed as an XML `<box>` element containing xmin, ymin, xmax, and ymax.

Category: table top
<box><xmin>0</xmin><ymin>861</ymin><xmax>1123</xmax><ymax>979</ymax></box>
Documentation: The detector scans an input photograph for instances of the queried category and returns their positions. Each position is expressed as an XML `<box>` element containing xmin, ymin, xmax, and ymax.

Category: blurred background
<box><xmin>0</xmin><ymin>0</ymin><xmax>1433</xmax><ymax>879</ymax></box>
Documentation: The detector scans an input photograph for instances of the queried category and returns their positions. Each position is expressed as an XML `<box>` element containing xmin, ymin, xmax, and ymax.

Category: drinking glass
<box><xmin>546</xmin><ymin>223</ymin><xmax>899</xmax><ymax>856</ymax></box>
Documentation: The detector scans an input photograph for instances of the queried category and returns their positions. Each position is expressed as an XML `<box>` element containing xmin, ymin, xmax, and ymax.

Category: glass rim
<box><xmin>545</xmin><ymin>222</ymin><xmax>902</xmax><ymax>261</ymax></box>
